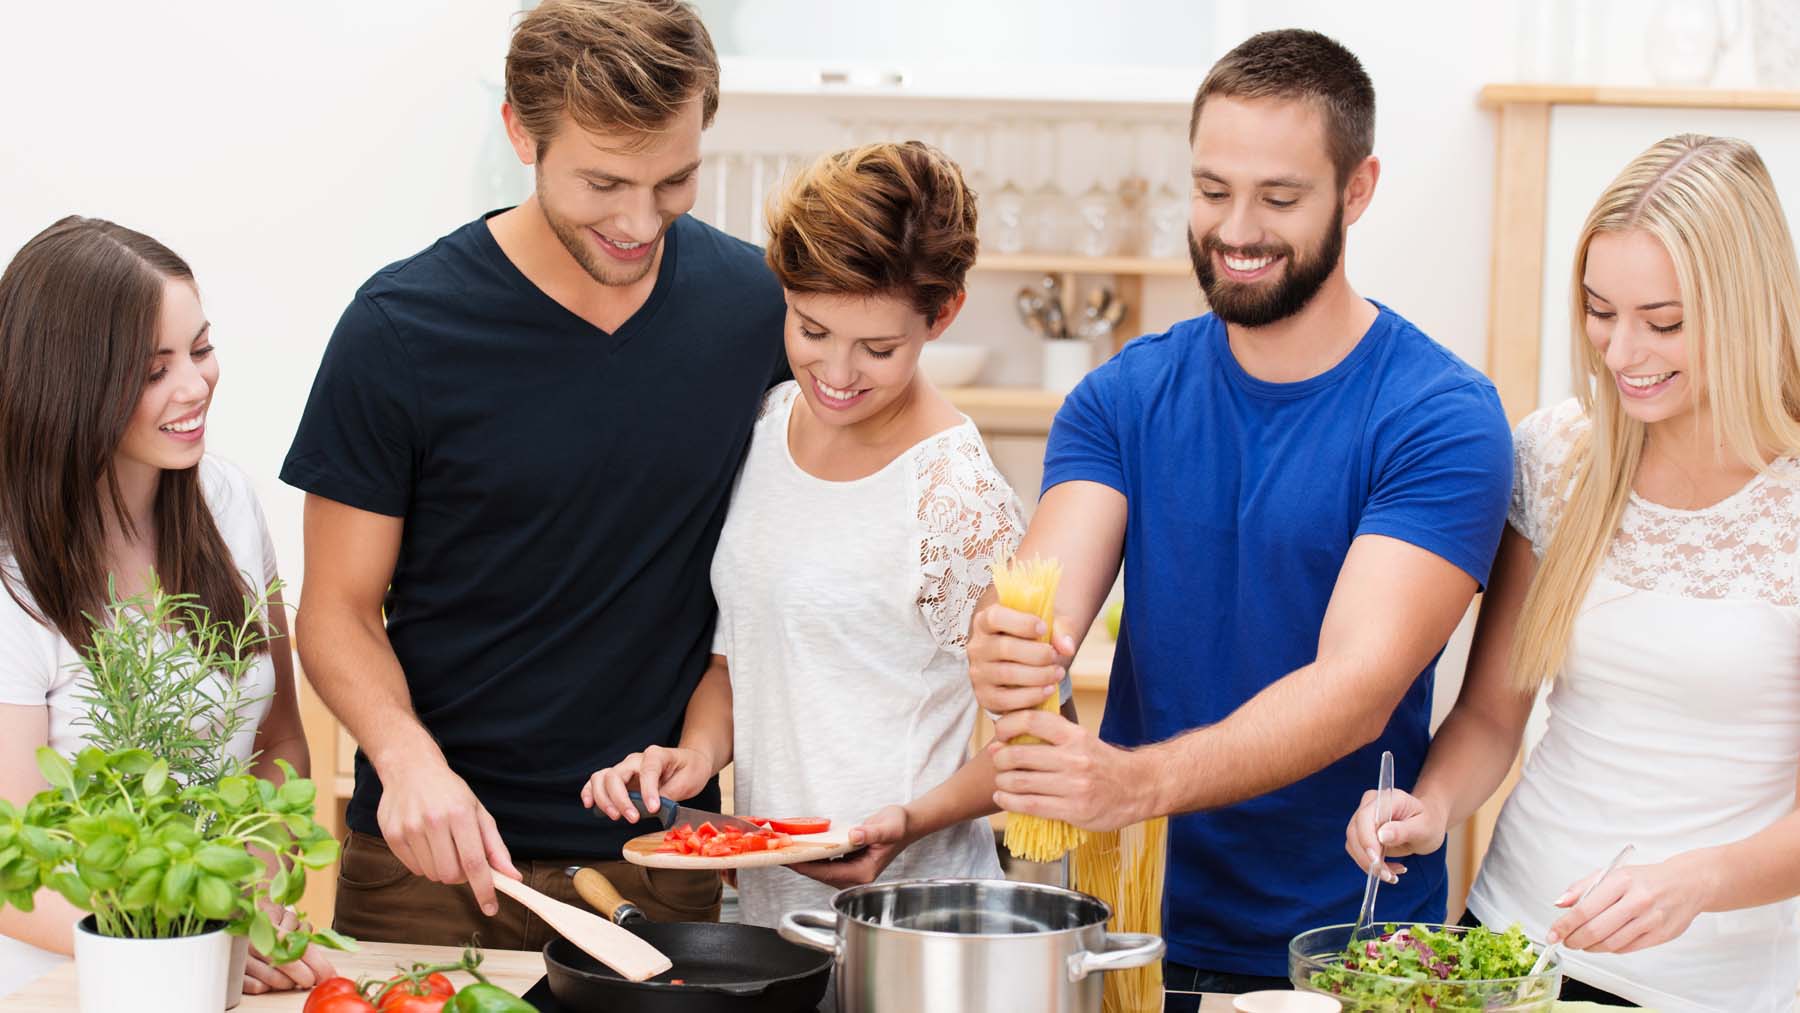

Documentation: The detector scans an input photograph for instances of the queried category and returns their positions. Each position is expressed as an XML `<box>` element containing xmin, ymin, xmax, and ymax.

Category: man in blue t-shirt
<box><xmin>280</xmin><ymin>1</ymin><xmax>786</xmax><ymax>955</ymax></box>
<box><xmin>969</xmin><ymin>30</ymin><xmax>1511</xmax><ymax>1001</ymax></box>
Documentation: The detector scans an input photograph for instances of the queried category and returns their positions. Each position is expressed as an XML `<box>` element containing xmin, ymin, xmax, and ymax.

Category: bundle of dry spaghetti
<box><xmin>991</xmin><ymin>555</ymin><xmax>1087</xmax><ymax>863</ymax></box>
<box><xmin>1072</xmin><ymin>816</ymin><xmax>1169</xmax><ymax>1013</ymax></box>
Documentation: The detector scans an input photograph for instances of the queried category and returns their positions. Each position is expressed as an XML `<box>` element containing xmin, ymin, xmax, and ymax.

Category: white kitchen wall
<box><xmin>1535</xmin><ymin>105</ymin><xmax>1800</xmax><ymax>408</ymax></box>
<box><xmin>0</xmin><ymin>0</ymin><xmax>526</xmax><ymax>593</ymax></box>
<box><xmin>1224</xmin><ymin>1</ymin><xmax>1520</xmax><ymax>368</ymax></box>
<box><xmin>0</xmin><ymin>0</ymin><xmax>1731</xmax><ymax>592</ymax></box>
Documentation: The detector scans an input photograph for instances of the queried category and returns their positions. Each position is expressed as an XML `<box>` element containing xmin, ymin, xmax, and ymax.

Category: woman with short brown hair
<box><xmin>584</xmin><ymin>141</ymin><xmax>1031</xmax><ymax>924</ymax></box>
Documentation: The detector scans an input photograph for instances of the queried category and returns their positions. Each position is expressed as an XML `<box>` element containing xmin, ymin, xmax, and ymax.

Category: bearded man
<box><xmin>965</xmin><ymin>29</ymin><xmax>1513</xmax><ymax>1005</ymax></box>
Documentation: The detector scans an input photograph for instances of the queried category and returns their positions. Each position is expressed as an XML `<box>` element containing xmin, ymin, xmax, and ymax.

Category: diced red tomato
<box><xmin>653</xmin><ymin>821</ymin><xmax>789</xmax><ymax>857</ymax></box>
<box><xmin>768</xmin><ymin>817</ymin><xmax>830</xmax><ymax>835</ymax></box>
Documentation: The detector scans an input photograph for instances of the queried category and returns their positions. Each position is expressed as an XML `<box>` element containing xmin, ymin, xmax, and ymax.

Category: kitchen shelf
<box><xmin>972</xmin><ymin>255</ymin><xmax>1185</xmax><ymax>358</ymax></box>
<box><xmin>946</xmin><ymin>386</ymin><xmax>1065</xmax><ymax>435</ymax></box>
<box><xmin>973</xmin><ymin>254</ymin><xmax>1189</xmax><ymax>277</ymax></box>
<box><xmin>1479</xmin><ymin>83</ymin><xmax>1800</xmax><ymax>112</ymax></box>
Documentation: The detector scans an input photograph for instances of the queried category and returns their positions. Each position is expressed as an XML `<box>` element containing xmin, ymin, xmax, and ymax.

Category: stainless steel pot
<box><xmin>777</xmin><ymin>878</ymin><xmax>1164</xmax><ymax>1013</ymax></box>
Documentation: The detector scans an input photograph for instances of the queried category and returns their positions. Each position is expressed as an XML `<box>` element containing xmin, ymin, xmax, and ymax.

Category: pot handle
<box><xmin>777</xmin><ymin>909</ymin><xmax>840</xmax><ymax>957</ymax></box>
<box><xmin>1067</xmin><ymin>932</ymin><xmax>1166</xmax><ymax>982</ymax></box>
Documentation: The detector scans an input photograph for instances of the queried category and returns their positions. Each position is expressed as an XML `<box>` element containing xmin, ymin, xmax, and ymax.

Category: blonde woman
<box><xmin>1343</xmin><ymin>134</ymin><xmax>1800</xmax><ymax>1010</ymax></box>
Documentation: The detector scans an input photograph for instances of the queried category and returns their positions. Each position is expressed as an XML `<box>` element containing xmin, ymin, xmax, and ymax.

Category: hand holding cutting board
<box><xmin>786</xmin><ymin>803</ymin><xmax>910</xmax><ymax>888</ymax></box>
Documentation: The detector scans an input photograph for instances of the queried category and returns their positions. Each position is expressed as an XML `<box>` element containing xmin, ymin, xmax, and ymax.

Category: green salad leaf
<box><xmin>1309</xmin><ymin>923</ymin><xmax>1551</xmax><ymax>1012</ymax></box>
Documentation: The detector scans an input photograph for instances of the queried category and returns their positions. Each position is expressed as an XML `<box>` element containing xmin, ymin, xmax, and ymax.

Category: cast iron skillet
<box><xmin>541</xmin><ymin>868</ymin><xmax>832</xmax><ymax>1013</ymax></box>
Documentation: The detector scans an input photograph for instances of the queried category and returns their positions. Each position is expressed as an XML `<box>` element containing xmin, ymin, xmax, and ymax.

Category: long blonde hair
<box><xmin>1511</xmin><ymin>134</ymin><xmax>1800</xmax><ymax>692</ymax></box>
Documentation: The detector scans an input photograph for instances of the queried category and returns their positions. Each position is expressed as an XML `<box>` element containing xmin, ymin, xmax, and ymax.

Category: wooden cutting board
<box><xmin>622</xmin><ymin>828</ymin><xmax>860</xmax><ymax>870</ymax></box>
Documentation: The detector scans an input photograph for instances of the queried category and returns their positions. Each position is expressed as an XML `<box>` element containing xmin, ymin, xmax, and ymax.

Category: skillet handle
<box><xmin>1067</xmin><ymin>932</ymin><xmax>1165</xmax><ymax>982</ymax></box>
<box><xmin>777</xmin><ymin>910</ymin><xmax>840</xmax><ymax>958</ymax></box>
<box><xmin>570</xmin><ymin>868</ymin><xmax>639</xmax><ymax>924</ymax></box>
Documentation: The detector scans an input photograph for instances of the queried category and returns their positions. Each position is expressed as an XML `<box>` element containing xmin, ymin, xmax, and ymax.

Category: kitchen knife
<box><xmin>620</xmin><ymin>791</ymin><xmax>766</xmax><ymax>834</ymax></box>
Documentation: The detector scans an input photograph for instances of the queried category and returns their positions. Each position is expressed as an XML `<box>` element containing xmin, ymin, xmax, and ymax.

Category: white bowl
<box><xmin>1234</xmin><ymin>991</ymin><xmax>1341</xmax><ymax>1013</ymax></box>
<box><xmin>919</xmin><ymin>342</ymin><xmax>988</xmax><ymax>387</ymax></box>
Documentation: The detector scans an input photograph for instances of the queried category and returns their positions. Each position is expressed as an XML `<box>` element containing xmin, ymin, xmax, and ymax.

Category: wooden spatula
<box><xmin>491</xmin><ymin>874</ymin><xmax>672</xmax><ymax>981</ymax></box>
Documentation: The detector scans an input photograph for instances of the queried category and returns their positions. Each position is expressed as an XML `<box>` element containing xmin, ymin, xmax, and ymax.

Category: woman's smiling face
<box><xmin>1584</xmin><ymin>229</ymin><xmax>1692</xmax><ymax>425</ymax></box>
<box><xmin>784</xmin><ymin>290</ymin><xmax>949</xmax><ymax>427</ymax></box>
<box><xmin>114</xmin><ymin>278</ymin><xmax>217</xmax><ymax>480</ymax></box>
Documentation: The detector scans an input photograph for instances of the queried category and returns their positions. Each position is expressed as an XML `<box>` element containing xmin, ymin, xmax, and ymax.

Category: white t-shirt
<box><xmin>1467</xmin><ymin>399</ymin><xmax>1800</xmax><ymax>1012</ymax></box>
<box><xmin>0</xmin><ymin>455</ymin><xmax>278</xmax><ymax>997</ymax></box>
<box><xmin>711</xmin><ymin>382</ymin><xmax>1024</xmax><ymax>927</ymax></box>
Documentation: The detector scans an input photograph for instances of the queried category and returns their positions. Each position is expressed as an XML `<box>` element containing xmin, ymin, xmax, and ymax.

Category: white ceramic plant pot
<box><xmin>73</xmin><ymin>916</ymin><xmax>230</xmax><ymax>1013</ymax></box>
<box><xmin>1043</xmin><ymin>338</ymin><xmax>1095</xmax><ymax>396</ymax></box>
<box><xmin>225</xmin><ymin>933</ymin><xmax>250</xmax><ymax>1009</ymax></box>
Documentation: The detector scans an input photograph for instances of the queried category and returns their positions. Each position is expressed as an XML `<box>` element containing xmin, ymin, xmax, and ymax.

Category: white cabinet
<box><xmin>719</xmin><ymin>56</ymin><xmax>1201</xmax><ymax>104</ymax></box>
<box><xmin>697</xmin><ymin>0</ymin><xmax>1216</xmax><ymax>103</ymax></box>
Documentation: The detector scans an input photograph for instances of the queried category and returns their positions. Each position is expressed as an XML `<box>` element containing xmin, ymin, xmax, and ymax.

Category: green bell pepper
<box><xmin>445</xmin><ymin>983</ymin><xmax>538</xmax><ymax>1013</ymax></box>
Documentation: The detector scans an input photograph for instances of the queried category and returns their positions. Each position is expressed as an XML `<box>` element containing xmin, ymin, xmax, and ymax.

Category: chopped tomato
<box><xmin>653</xmin><ymin>822</ymin><xmax>789</xmax><ymax>857</ymax></box>
<box><xmin>768</xmin><ymin>817</ymin><xmax>830</xmax><ymax>835</ymax></box>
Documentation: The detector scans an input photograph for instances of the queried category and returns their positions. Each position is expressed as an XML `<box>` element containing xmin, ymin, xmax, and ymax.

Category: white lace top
<box><xmin>1468</xmin><ymin>398</ymin><xmax>1800</xmax><ymax>1012</ymax></box>
<box><xmin>710</xmin><ymin>381</ymin><xmax>1022</xmax><ymax>927</ymax></box>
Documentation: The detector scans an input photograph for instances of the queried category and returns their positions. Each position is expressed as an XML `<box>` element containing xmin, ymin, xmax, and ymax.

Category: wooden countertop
<box><xmin>0</xmin><ymin>939</ymin><xmax>1242</xmax><ymax>1010</ymax></box>
<box><xmin>0</xmin><ymin>942</ymin><xmax>544</xmax><ymax>1012</ymax></box>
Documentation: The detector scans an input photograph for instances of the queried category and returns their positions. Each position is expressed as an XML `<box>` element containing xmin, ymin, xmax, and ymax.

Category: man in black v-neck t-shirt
<box><xmin>281</xmin><ymin>1</ymin><xmax>786</xmax><ymax>950</ymax></box>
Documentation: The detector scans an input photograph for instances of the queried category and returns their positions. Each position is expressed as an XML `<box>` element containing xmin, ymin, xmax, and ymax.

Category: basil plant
<box><xmin>0</xmin><ymin>746</ymin><xmax>353</xmax><ymax>961</ymax></box>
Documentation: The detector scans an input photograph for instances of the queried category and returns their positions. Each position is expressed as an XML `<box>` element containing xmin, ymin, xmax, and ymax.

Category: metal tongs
<box><xmin>1350</xmin><ymin>750</ymin><xmax>1396</xmax><ymax>941</ymax></box>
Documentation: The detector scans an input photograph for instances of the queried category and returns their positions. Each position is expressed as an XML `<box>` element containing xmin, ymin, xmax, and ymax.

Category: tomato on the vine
<box><xmin>304</xmin><ymin>978</ymin><xmax>375</xmax><ymax>1013</ymax></box>
<box><xmin>376</xmin><ymin>969</ymin><xmax>457</xmax><ymax>1012</ymax></box>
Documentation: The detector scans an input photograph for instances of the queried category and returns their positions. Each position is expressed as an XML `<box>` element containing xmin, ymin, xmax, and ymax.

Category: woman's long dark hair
<box><xmin>0</xmin><ymin>216</ymin><xmax>261</xmax><ymax>650</ymax></box>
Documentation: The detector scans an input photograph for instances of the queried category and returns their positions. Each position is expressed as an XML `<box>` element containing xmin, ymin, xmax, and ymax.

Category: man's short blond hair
<box><xmin>506</xmin><ymin>0</ymin><xmax>719</xmax><ymax>149</ymax></box>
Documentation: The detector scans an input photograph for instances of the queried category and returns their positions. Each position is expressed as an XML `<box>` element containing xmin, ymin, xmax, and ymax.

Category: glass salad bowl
<box><xmin>1289</xmin><ymin>922</ymin><xmax>1563</xmax><ymax>1012</ymax></box>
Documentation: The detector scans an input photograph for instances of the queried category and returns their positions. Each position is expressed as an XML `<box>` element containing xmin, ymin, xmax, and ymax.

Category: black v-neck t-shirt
<box><xmin>282</xmin><ymin>212</ymin><xmax>787</xmax><ymax>858</ymax></box>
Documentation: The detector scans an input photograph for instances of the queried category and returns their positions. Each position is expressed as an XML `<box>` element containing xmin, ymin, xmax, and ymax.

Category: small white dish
<box><xmin>919</xmin><ymin>342</ymin><xmax>988</xmax><ymax>387</ymax></box>
<box><xmin>1232</xmin><ymin>991</ymin><xmax>1342</xmax><ymax>1013</ymax></box>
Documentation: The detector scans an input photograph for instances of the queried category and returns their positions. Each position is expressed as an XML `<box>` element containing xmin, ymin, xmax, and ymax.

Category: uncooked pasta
<box><xmin>1073</xmin><ymin>816</ymin><xmax>1169</xmax><ymax>1013</ymax></box>
<box><xmin>991</xmin><ymin>555</ymin><xmax>1088</xmax><ymax>863</ymax></box>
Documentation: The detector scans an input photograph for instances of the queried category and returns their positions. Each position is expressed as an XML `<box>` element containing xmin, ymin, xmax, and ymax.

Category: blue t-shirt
<box><xmin>1044</xmin><ymin>303</ymin><xmax>1511</xmax><ymax>976</ymax></box>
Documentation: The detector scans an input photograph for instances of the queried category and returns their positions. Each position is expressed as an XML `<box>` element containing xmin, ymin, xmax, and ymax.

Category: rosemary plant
<box><xmin>71</xmin><ymin>573</ymin><xmax>276</xmax><ymax>789</ymax></box>
<box><xmin>0</xmin><ymin>572</ymin><xmax>352</xmax><ymax>952</ymax></box>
